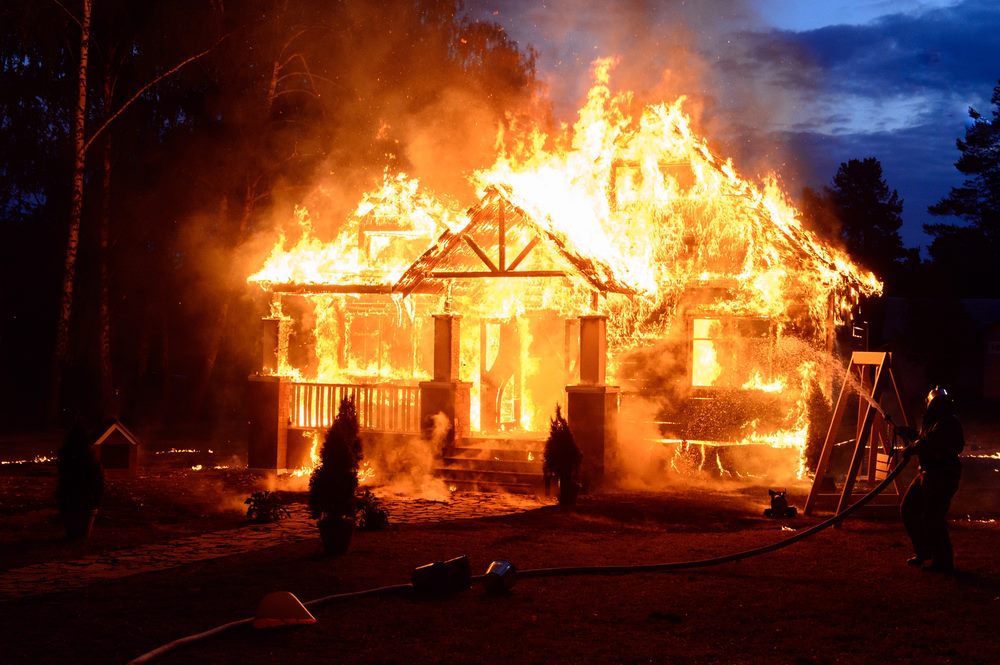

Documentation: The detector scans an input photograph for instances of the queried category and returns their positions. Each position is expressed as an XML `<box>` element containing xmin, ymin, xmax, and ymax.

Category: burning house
<box><xmin>245</xmin><ymin>61</ymin><xmax>880</xmax><ymax>486</ymax></box>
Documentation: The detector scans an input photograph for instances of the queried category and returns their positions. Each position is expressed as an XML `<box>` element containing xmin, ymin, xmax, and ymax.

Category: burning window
<box><xmin>689</xmin><ymin>317</ymin><xmax>772</xmax><ymax>389</ymax></box>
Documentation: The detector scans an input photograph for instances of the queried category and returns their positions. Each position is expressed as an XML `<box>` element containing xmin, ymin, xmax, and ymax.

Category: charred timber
<box><xmin>429</xmin><ymin>270</ymin><xmax>567</xmax><ymax>278</ymax></box>
<box><xmin>259</xmin><ymin>282</ymin><xmax>432</xmax><ymax>295</ymax></box>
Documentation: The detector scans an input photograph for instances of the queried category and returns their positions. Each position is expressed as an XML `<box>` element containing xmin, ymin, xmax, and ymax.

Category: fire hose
<box><xmin>126</xmin><ymin>455</ymin><xmax>911</xmax><ymax>665</ymax></box>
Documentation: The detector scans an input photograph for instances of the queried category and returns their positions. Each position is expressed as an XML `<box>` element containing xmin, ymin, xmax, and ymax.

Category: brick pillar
<box><xmin>247</xmin><ymin>375</ymin><xmax>290</xmax><ymax>470</ymax></box>
<box><xmin>578</xmin><ymin>315</ymin><xmax>607</xmax><ymax>385</ymax></box>
<box><xmin>420</xmin><ymin>314</ymin><xmax>471</xmax><ymax>449</ymax></box>
<box><xmin>566</xmin><ymin>314</ymin><xmax>618</xmax><ymax>486</ymax></box>
<box><xmin>432</xmin><ymin>314</ymin><xmax>461</xmax><ymax>381</ymax></box>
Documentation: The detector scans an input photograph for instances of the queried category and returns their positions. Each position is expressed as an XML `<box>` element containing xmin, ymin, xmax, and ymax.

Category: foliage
<box><xmin>803</xmin><ymin>158</ymin><xmax>916</xmax><ymax>294</ymax></box>
<box><xmin>0</xmin><ymin>0</ymin><xmax>540</xmax><ymax>426</ymax></box>
<box><xmin>926</xmin><ymin>80</ymin><xmax>1000</xmax><ymax>296</ymax></box>
<box><xmin>543</xmin><ymin>405</ymin><xmax>582</xmax><ymax>500</ymax></box>
<box><xmin>55</xmin><ymin>425</ymin><xmax>104</xmax><ymax>514</ymax></box>
<box><xmin>355</xmin><ymin>488</ymin><xmax>390</xmax><ymax>531</ymax></box>
<box><xmin>309</xmin><ymin>397</ymin><xmax>362</xmax><ymax>521</ymax></box>
<box><xmin>929</xmin><ymin>81</ymin><xmax>1000</xmax><ymax>234</ymax></box>
<box><xmin>804</xmin><ymin>379</ymin><xmax>832</xmax><ymax>475</ymax></box>
<box><xmin>244</xmin><ymin>490</ymin><xmax>290</xmax><ymax>523</ymax></box>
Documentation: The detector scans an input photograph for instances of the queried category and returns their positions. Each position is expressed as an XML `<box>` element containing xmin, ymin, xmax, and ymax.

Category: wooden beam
<box><xmin>462</xmin><ymin>234</ymin><xmax>499</xmax><ymax>273</ymax></box>
<box><xmin>258</xmin><ymin>283</ymin><xmax>395</xmax><ymax>295</ymax></box>
<box><xmin>498</xmin><ymin>199</ymin><xmax>506</xmax><ymax>271</ymax></box>
<box><xmin>506</xmin><ymin>236</ymin><xmax>540</xmax><ymax>271</ymax></box>
<box><xmin>429</xmin><ymin>270</ymin><xmax>566</xmax><ymax>279</ymax></box>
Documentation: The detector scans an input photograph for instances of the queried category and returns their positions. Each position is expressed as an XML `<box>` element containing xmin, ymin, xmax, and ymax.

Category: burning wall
<box><xmin>246</xmin><ymin>59</ymin><xmax>881</xmax><ymax>479</ymax></box>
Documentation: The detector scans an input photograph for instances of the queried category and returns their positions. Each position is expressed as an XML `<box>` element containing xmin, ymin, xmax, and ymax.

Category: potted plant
<box><xmin>543</xmin><ymin>405</ymin><xmax>582</xmax><ymax>508</ymax></box>
<box><xmin>309</xmin><ymin>397</ymin><xmax>362</xmax><ymax>555</ymax></box>
<box><xmin>56</xmin><ymin>424</ymin><xmax>104</xmax><ymax>539</ymax></box>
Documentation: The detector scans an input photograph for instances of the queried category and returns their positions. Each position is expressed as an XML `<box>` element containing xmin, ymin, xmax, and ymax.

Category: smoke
<box><xmin>361</xmin><ymin>412</ymin><xmax>452</xmax><ymax>501</ymax></box>
<box><xmin>607</xmin><ymin>333</ymin><xmax>839</xmax><ymax>490</ymax></box>
<box><xmin>468</xmin><ymin>0</ymin><xmax>819</xmax><ymax>185</ymax></box>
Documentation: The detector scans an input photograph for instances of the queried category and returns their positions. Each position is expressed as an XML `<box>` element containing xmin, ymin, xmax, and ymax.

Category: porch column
<box><xmin>566</xmin><ymin>315</ymin><xmax>619</xmax><ymax>486</ymax></box>
<box><xmin>420</xmin><ymin>314</ymin><xmax>471</xmax><ymax>449</ymax></box>
<box><xmin>247</xmin><ymin>374</ymin><xmax>290</xmax><ymax>470</ymax></box>
<box><xmin>261</xmin><ymin>313</ymin><xmax>291</xmax><ymax>374</ymax></box>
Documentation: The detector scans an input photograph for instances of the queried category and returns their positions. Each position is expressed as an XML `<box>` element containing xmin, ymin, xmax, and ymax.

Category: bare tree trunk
<box><xmin>50</xmin><ymin>0</ymin><xmax>92</xmax><ymax>422</ymax></box>
<box><xmin>98</xmin><ymin>53</ymin><xmax>115</xmax><ymax>418</ymax></box>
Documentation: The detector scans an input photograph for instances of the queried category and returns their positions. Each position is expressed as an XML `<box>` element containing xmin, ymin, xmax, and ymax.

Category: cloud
<box><xmin>738</xmin><ymin>0</ymin><xmax>999</xmax><ymax>133</ymax></box>
<box><xmin>780</xmin><ymin>120</ymin><xmax>967</xmax><ymax>248</ymax></box>
<box><xmin>740</xmin><ymin>0</ymin><xmax>999</xmax><ymax>249</ymax></box>
<box><xmin>466</xmin><ymin>0</ymin><xmax>999</xmax><ymax>249</ymax></box>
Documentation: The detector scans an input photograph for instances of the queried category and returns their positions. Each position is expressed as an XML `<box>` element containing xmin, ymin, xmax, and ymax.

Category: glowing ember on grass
<box><xmin>0</xmin><ymin>455</ymin><xmax>55</xmax><ymax>465</ymax></box>
<box><xmin>155</xmin><ymin>448</ymin><xmax>213</xmax><ymax>455</ymax></box>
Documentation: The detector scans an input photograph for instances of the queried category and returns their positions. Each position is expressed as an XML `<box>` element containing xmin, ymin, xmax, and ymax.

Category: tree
<box><xmin>926</xmin><ymin>80</ymin><xmax>1000</xmax><ymax>296</ymax></box>
<box><xmin>50</xmin><ymin>0</ymin><xmax>92</xmax><ymax>421</ymax></box>
<box><xmin>801</xmin><ymin>158</ymin><xmax>915</xmax><ymax>294</ymax></box>
<box><xmin>0</xmin><ymin>3</ymin><xmax>76</xmax><ymax>424</ymax></box>
<box><xmin>1</xmin><ymin>0</ymin><xmax>539</xmax><ymax>427</ymax></box>
<box><xmin>47</xmin><ymin>0</ymin><xmax>220</xmax><ymax>422</ymax></box>
<box><xmin>829</xmin><ymin>158</ymin><xmax>910</xmax><ymax>282</ymax></box>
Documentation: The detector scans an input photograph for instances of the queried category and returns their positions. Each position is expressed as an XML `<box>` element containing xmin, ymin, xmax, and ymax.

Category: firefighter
<box><xmin>899</xmin><ymin>386</ymin><xmax>964</xmax><ymax>572</ymax></box>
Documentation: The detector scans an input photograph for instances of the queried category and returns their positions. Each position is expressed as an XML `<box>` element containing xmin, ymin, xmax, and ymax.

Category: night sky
<box><xmin>465</xmin><ymin>0</ymin><xmax>1000</xmax><ymax>251</ymax></box>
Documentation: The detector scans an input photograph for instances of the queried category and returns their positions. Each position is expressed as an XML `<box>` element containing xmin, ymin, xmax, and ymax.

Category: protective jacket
<box><xmin>912</xmin><ymin>412</ymin><xmax>964</xmax><ymax>472</ymax></box>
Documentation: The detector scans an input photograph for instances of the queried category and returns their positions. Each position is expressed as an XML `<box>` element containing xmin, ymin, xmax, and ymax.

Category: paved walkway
<box><xmin>0</xmin><ymin>491</ymin><xmax>545</xmax><ymax>601</ymax></box>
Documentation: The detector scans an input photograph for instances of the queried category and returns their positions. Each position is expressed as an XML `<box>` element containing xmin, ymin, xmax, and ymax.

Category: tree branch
<box><xmin>83</xmin><ymin>34</ymin><xmax>229</xmax><ymax>155</ymax></box>
<box><xmin>49</xmin><ymin>0</ymin><xmax>82</xmax><ymax>28</ymax></box>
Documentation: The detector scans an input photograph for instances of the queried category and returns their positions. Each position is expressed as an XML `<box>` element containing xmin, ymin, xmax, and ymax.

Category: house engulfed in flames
<box><xmin>246</xmin><ymin>61</ymin><xmax>881</xmax><ymax>484</ymax></box>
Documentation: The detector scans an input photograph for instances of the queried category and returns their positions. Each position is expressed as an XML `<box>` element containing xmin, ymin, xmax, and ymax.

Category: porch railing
<box><xmin>289</xmin><ymin>382</ymin><xmax>421</xmax><ymax>433</ymax></box>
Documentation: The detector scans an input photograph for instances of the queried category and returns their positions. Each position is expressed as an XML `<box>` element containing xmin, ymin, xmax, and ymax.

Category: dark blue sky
<box><xmin>465</xmin><ymin>0</ymin><xmax>1000</xmax><ymax>251</ymax></box>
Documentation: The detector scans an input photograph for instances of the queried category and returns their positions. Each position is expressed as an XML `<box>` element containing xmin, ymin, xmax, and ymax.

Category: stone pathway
<box><xmin>0</xmin><ymin>491</ymin><xmax>546</xmax><ymax>601</ymax></box>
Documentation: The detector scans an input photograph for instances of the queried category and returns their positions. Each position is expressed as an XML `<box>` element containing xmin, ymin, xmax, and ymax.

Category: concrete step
<box><xmin>435</xmin><ymin>465</ymin><xmax>546</xmax><ymax>494</ymax></box>
<box><xmin>442</xmin><ymin>456</ymin><xmax>542</xmax><ymax>474</ymax></box>
<box><xmin>439</xmin><ymin>435</ymin><xmax>548</xmax><ymax>493</ymax></box>
<box><xmin>449</xmin><ymin>446</ymin><xmax>542</xmax><ymax>463</ymax></box>
<box><xmin>443</xmin><ymin>478</ymin><xmax>541</xmax><ymax>494</ymax></box>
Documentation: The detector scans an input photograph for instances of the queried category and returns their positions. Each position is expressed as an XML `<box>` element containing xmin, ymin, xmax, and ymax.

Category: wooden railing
<box><xmin>289</xmin><ymin>382</ymin><xmax>421</xmax><ymax>433</ymax></box>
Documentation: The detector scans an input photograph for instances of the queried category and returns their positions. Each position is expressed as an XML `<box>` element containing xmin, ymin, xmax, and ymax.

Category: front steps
<box><xmin>436</xmin><ymin>436</ymin><xmax>547</xmax><ymax>494</ymax></box>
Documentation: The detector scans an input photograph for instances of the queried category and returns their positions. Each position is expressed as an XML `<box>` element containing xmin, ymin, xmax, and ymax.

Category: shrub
<box><xmin>355</xmin><ymin>488</ymin><xmax>390</xmax><ymax>531</ymax></box>
<box><xmin>244</xmin><ymin>490</ymin><xmax>290</xmax><ymax>523</ymax></box>
<box><xmin>309</xmin><ymin>397</ymin><xmax>362</xmax><ymax>521</ymax></box>
<box><xmin>543</xmin><ymin>405</ymin><xmax>582</xmax><ymax>506</ymax></box>
<box><xmin>805</xmin><ymin>378</ymin><xmax>832</xmax><ymax>474</ymax></box>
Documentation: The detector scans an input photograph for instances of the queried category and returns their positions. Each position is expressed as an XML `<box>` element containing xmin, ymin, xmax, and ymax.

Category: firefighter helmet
<box><xmin>926</xmin><ymin>386</ymin><xmax>950</xmax><ymax>409</ymax></box>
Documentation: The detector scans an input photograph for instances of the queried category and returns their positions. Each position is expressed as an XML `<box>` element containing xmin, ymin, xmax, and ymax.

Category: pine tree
<box><xmin>926</xmin><ymin>81</ymin><xmax>1000</xmax><ymax>296</ymax></box>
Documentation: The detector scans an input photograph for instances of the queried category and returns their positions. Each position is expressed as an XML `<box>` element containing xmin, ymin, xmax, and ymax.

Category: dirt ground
<box><xmin>2</xmin><ymin>430</ymin><xmax>999</xmax><ymax>665</ymax></box>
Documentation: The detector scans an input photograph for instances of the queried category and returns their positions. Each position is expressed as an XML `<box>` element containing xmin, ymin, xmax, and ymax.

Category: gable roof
<box><xmin>94</xmin><ymin>420</ymin><xmax>141</xmax><ymax>448</ymax></box>
<box><xmin>394</xmin><ymin>186</ymin><xmax>637</xmax><ymax>296</ymax></box>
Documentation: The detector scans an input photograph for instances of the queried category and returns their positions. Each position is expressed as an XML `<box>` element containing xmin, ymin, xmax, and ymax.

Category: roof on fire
<box><xmin>393</xmin><ymin>185</ymin><xmax>638</xmax><ymax>296</ymax></box>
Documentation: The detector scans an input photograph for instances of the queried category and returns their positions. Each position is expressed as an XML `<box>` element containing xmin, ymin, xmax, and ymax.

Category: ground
<box><xmin>1</xmin><ymin>428</ymin><xmax>998</xmax><ymax>665</ymax></box>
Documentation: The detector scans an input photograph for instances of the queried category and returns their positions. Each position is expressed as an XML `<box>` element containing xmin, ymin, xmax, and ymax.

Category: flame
<box><xmin>742</xmin><ymin>371</ymin><xmax>784</xmax><ymax>393</ymax></box>
<box><xmin>474</xmin><ymin>57</ymin><xmax>880</xmax><ymax>339</ymax></box>
<box><xmin>250</xmin><ymin>171</ymin><xmax>465</xmax><ymax>289</ymax></box>
<box><xmin>358</xmin><ymin>459</ymin><xmax>376</xmax><ymax>484</ymax></box>
<box><xmin>245</xmin><ymin>57</ymin><xmax>882</xmax><ymax>476</ymax></box>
